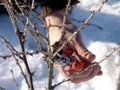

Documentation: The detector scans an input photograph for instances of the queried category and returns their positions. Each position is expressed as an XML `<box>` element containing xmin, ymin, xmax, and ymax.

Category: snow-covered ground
<box><xmin>0</xmin><ymin>0</ymin><xmax>120</xmax><ymax>90</ymax></box>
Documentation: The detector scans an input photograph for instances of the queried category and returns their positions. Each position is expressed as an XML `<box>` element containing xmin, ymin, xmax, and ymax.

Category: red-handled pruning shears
<box><xmin>55</xmin><ymin>49</ymin><xmax>87</xmax><ymax>72</ymax></box>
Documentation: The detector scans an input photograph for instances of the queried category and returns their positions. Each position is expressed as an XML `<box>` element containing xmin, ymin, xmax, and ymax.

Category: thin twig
<box><xmin>52</xmin><ymin>0</ymin><xmax>107</xmax><ymax>59</ymax></box>
<box><xmin>52</xmin><ymin>0</ymin><xmax>108</xmax><ymax>88</ymax></box>
<box><xmin>11</xmin><ymin>69</ymin><xmax>19</xmax><ymax>90</ymax></box>
<box><xmin>61</xmin><ymin>0</ymin><xmax>71</xmax><ymax>31</ymax></box>
<box><xmin>52</xmin><ymin>46</ymin><xmax>120</xmax><ymax>88</ymax></box>
<box><xmin>47</xmin><ymin>1</ymin><xmax>72</xmax><ymax>90</ymax></box>
<box><xmin>15</xmin><ymin>16</ymin><xmax>35</xmax><ymax>90</ymax></box>
<box><xmin>31</xmin><ymin>0</ymin><xmax>35</xmax><ymax>9</ymax></box>
<box><xmin>4</xmin><ymin>1</ymin><xmax>34</xmax><ymax>89</ymax></box>
<box><xmin>0</xmin><ymin>31</ymin><xmax>30</xmax><ymax>88</ymax></box>
<box><xmin>98</xmin><ymin>47</ymin><xmax>120</xmax><ymax>64</ymax></box>
<box><xmin>0</xmin><ymin>50</ymin><xmax>40</xmax><ymax>60</ymax></box>
<box><xmin>117</xmin><ymin>71</ymin><xmax>120</xmax><ymax>90</ymax></box>
<box><xmin>32</xmin><ymin>9</ymin><xmax>46</xmax><ymax>26</ymax></box>
<box><xmin>71</xmin><ymin>18</ymin><xmax>103</xmax><ymax>30</ymax></box>
<box><xmin>13</xmin><ymin>10</ymin><xmax>47</xmax><ymax>53</ymax></box>
<box><xmin>0</xmin><ymin>35</ymin><xmax>22</xmax><ymax>59</ymax></box>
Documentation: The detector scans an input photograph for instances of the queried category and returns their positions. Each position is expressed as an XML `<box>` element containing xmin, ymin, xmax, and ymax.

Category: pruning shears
<box><xmin>55</xmin><ymin>49</ymin><xmax>87</xmax><ymax>72</ymax></box>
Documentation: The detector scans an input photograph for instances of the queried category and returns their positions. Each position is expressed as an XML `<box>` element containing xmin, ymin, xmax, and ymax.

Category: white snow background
<box><xmin>0</xmin><ymin>0</ymin><xmax>120</xmax><ymax>90</ymax></box>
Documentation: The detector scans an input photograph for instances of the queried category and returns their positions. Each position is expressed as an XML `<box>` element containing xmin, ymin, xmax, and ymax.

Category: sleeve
<box><xmin>36</xmin><ymin>0</ymin><xmax>80</xmax><ymax>10</ymax></box>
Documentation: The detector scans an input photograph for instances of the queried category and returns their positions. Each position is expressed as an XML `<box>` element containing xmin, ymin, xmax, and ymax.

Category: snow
<box><xmin>0</xmin><ymin>0</ymin><xmax>120</xmax><ymax>90</ymax></box>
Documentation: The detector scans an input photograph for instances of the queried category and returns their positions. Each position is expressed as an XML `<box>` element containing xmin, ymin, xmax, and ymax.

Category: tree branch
<box><xmin>11</xmin><ymin>69</ymin><xmax>19</xmax><ymax>90</ymax></box>
<box><xmin>52</xmin><ymin>0</ymin><xmax>107</xmax><ymax>60</ymax></box>
<box><xmin>52</xmin><ymin>46</ymin><xmax>120</xmax><ymax>88</ymax></box>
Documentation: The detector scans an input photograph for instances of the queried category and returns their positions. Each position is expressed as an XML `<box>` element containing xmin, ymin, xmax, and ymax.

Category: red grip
<box><xmin>70</xmin><ymin>57</ymin><xmax>85</xmax><ymax>71</ymax></box>
<box><xmin>63</xmin><ymin>49</ymin><xmax>73</xmax><ymax>55</ymax></box>
<box><xmin>63</xmin><ymin>49</ymin><xmax>86</xmax><ymax>72</ymax></box>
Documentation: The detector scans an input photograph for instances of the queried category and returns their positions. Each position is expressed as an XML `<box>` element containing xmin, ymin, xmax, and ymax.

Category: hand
<box><xmin>54</xmin><ymin>62</ymin><xmax>102</xmax><ymax>83</ymax></box>
<box><xmin>45</xmin><ymin>9</ymin><xmax>102</xmax><ymax>83</ymax></box>
<box><xmin>53</xmin><ymin>26</ymin><xmax>102</xmax><ymax>83</ymax></box>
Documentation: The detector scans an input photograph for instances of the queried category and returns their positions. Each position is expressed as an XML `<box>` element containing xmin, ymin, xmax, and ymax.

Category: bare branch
<box><xmin>46</xmin><ymin>1</ymin><xmax>72</xmax><ymax>90</ymax></box>
<box><xmin>11</xmin><ymin>69</ymin><xmax>19</xmax><ymax>90</ymax></box>
<box><xmin>0</xmin><ymin>35</ymin><xmax>30</xmax><ymax>88</ymax></box>
<box><xmin>0</xmin><ymin>35</ymin><xmax>21</xmax><ymax>58</ymax></box>
<box><xmin>52</xmin><ymin>0</ymin><xmax>107</xmax><ymax>59</ymax></box>
<box><xmin>98</xmin><ymin>47</ymin><xmax>120</xmax><ymax>64</ymax></box>
<box><xmin>52</xmin><ymin>46</ymin><xmax>120</xmax><ymax>88</ymax></box>
<box><xmin>71</xmin><ymin>18</ymin><xmax>103</xmax><ymax>30</ymax></box>
<box><xmin>117</xmin><ymin>71</ymin><xmax>120</xmax><ymax>90</ymax></box>
<box><xmin>3</xmin><ymin>1</ymin><xmax>35</xmax><ymax>89</ymax></box>
<box><xmin>0</xmin><ymin>50</ymin><xmax>40</xmax><ymax>60</ymax></box>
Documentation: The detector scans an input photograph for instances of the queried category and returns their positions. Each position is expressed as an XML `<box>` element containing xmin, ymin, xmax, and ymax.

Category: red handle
<box><xmin>63</xmin><ymin>49</ymin><xmax>73</xmax><ymax>55</ymax></box>
<box><xmin>70</xmin><ymin>57</ymin><xmax>85</xmax><ymax>71</ymax></box>
<box><xmin>63</xmin><ymin>49</ymin><xmax>86</xmax><ymax>72</ymax></box>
